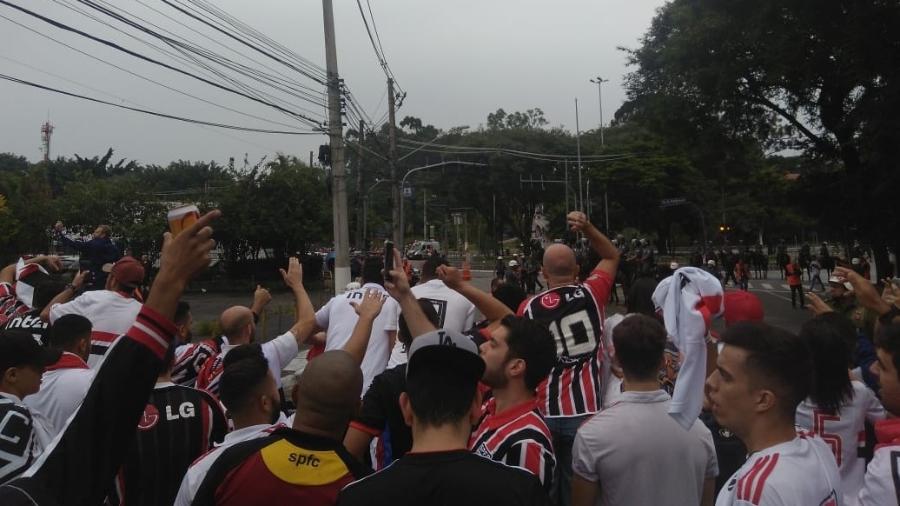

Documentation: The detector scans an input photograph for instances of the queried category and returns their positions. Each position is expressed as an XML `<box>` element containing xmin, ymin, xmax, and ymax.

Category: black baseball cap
<box><xmin>406</xmin><ymin>329</ymin><xmax>485</xmax><ymax>383</ymax></box>
<box><xmin>0</xmin><ymin>332</ymin><xmax>60</xmax><ymax>373</ymax></box>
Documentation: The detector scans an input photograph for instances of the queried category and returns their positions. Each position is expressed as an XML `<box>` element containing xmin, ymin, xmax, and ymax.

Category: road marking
<box><xmin>762</xmin><ymin>283</ymin><xmax>773</xmax><ymax>290</ymax></box>
<box><xmin>781</xmin><ymin>284</ymin><xmax>790</xmax><ymax>290</ymax></box>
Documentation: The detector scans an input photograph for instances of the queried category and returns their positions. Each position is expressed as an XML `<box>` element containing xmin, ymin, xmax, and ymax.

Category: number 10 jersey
<box><xmin>518</xmin><ymin>268</ymin><xmax>612</xmax><ymax>418</ymax></box>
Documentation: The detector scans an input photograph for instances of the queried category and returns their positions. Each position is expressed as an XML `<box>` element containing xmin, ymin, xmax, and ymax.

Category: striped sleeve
<box><xmin>128</xmin><ymin>306</ymin><xmax>178</xmax><ymax>360</ymax></box>
<box><xmin>504</xmin><ymin>440</ymin><xmax>555</xmax><ymax>493</ymax></box>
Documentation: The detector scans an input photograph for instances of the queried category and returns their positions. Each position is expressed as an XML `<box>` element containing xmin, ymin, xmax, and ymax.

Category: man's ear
<box><xmin>399</xmin><ymin>392</ymin><xmax>414</xmax><ymax>427</ymax></box>
<box><xmin>506</xmin><ymin>358</ymin><xmax>526</xmax><ymax>382</ymax></box>
<box><xmin>754</xmin><ymin>388</ymin><xmax>778</xmax><ymax>415</ymax></box>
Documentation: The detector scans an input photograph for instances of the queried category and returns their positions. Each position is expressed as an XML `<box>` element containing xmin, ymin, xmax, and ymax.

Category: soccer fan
<box><xmin>411</xmin><ymin>256</ymin><xmax>475</xmax><ymax>332</ymax></box>
<box><xmin>337</xmin><ymin>329</ymin><xmax>550</xmax><ymax>506</ymax></box>
<box><xmin>111</xmin><ymin>342</ymin><xmax>227</xmax><ymax>506</ymax></box>
<box><xmin>572</xmin><ymin>314</ymin><xmax>718</xmax><ymax>506</ymax></box>
<box><xmin>183</xmin><ymin>351</ymin><xmax>368</xmax><ymax>505</ymax></box>
<box><xmin>170</xmin><ymin>301</ymin><xmax>220</xmax><ymax>387</ymax></box>
<box><xmin>0</xmin><ymin>208</ymin><xmax>220</xmax><ymax>506</ymax></box>
<box><xmin>196</xmin><ymin>257</ymin><xmax>313</xmax><ymax>397</ymax></box>
<box><xmin>175</xmin><ymin>345</ymin><xmax>287</xmax><ymax>505</ymax></box>
<box><xmin>706</xmin><ymin>322</ymin><xmax>842</xmax><ymax>505</ymax></box>
<box><xmin>53</xmin><ymin>221</ymin><xmax>121</xmax><ymax>290</ymax></box>
<box><xmin>314</xmin><ymin>256</ymin><xmax>400</xmax><ymax>395</ymax></box>
<box><xmin>0</xmin><ymin>255</ymin><xmax>66</xmax><ymax>333</ymax></box>
<box><xmin>471</xmin><ymin>315</ymin><xmax>558</xmax><ymax>491</ymax></box>
<box><xmin>795</xmin><ymin>313</ymin><xmax>885</xmax><ymax>504</ymax></box>
<box><xmin>858</xmin><ymin>322</ymin><xmax>900</xmax><ymax>504</ymax></box>
<box><xmin>42</xmin><ymin>256</ymin><xmax>145</xmax><ymax>367</ymax></box>
<box><xmin>0</xmin><ymin>332</ymin><xmax>58</xmax><ymax>483</ymax></box>
<box><xmin>343</xmin><ymin>299</ymin><xmax>440</xmax><ymax>468</ymax></box>
<box><xmin>517</xmin><ymin>210</ymin><xmax>619</xmax><ymax>506</ymax></box>
<box><xmin>24</xmin><ymin>314</ymin><xmax>94</xmax><ymax>443</ymax></box>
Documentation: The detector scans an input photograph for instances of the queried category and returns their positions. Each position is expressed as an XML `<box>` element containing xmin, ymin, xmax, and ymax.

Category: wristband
<box><xmin>879</xmin><ymin>305</ymin><xmax>900</xmax><ymax>325</ymax></box>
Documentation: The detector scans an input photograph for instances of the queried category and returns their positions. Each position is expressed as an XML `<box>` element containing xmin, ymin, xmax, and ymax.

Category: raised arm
<box><xmin>567</xmin><ymin>211</ymin><xmax>620</xmax><ymax>276</ymax></box>
<box><xmin>384</xmin><ymin>249</ymin><xmax>437</xmax><ymax>338</ymax></box>
<box><xmin>250</xmin><ymin>284</ymin><xmax>272</xmax><ymax>322</ymax></box>
<box><xmin>40</xmin><ymin>270</ymin><xmax>87</xmax><ymax>322</ymax></box>
<box><xmin>0</xmin><ymin>210</ymin><xmax>220</xmax><ymax>506</ymax></box>
<box><xmin>280</xmin><ymin>257</ymin><xmax>316</xmax><ymax>345</ymax></box>
<box><xmin>437</xmin><ymin>265</ymin><xmax>511</xmax><ymax>323</ymax></box>
<box><xmin>343</xmin><ymin>289</ymin><xmax>385</xmax><ymax>365</ymax></box>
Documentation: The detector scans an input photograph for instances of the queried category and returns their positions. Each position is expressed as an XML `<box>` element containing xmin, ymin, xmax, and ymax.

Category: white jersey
<box><xmin>857</xmin><ymin>419</ymin><xmax>900</xmax><ymax>505</ymax></box>
<box><xmin>173</xmin><ymin>423</ymin><xmax>276</xmax><ymax>506</ymax></box>
<box><xmin>410</xmin><ymin>279</ymin><xmax>475</xmax><ymax>332</ymax></box>
<box><xmin>315</xmin><ymin>283</ymin><xmax>399</xmax><ymax>394</ymax></box>
<box><xmin>600</xmin><ymin>313</ymin><xmax>627</xmax><ymax>409</ymax></box>
<box><xmin>716</xmin><ymin>436</ymin><xmax>841</xmax><ymax>506</ymax></box>
<box><xmin>24</xmin><ymin>352</ymin><xmax>94</xmax><ymax>442</ymax></box>
<box><xmin>49</xmin><ymin>290</ymin><xmax>142</xmax><ymax>368</ymax></box>
<box><xmin>795</xmin><ymin>381</ymin><xmax>886</xmax><ymax>505</ymax></box>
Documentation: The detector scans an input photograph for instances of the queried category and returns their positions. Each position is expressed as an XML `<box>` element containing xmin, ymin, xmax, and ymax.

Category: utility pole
<box><xmin>322</xmin><ymin>0</ymin><xmax>350</xmax><ymax>293</ymax></box>
<box><xmin>388</xmin><ymin>78</ymin><xmax>400</xmax><ymax>246</ymax></box>
<box><xmin>575</xmin><ymin>98</ymin><xmax>583</xmax><ymax>212</ymax></box>
<box><xmin>591</xmin><ymin>76</ymin><xmax>611</xmax><ymax>231</ymax></box>
<box><xmin>355</xmin><ymin>120</ymin><xmax>365</xmax><ymax>249</ymax></box>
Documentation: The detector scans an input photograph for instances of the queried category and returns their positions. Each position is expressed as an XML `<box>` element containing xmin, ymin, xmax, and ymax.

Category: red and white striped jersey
<box><xmin>0</xmin><ymin>282</ymin><xmax>30</xmax><ymax>327</ymax></box>
<box><xmin>469</xmin><ymin>397</ymin><xmax>555</xmax><ymax>491</ymax></box>
<box><xmin>716</xmin><ymin>436</ymin><xmax>841</xmax><ymax>506</ymax></box>
<box><xmin>517</xmin><ymin>268</ymin><xmax>612</xmax><ymax>418</ymax></box>
<box><xmin>858</xmin><ymin>419</ymin><xmax>900</xmax><ymax>505</ymax></box>
<box><xmin>171</xmin><ymin>339</ymin><xmax>221</xmax><ymax>387</ymax></box>
<box><xmin>48</xmin><ymin>289</ymin><xmax>142</xmax><ymax>368</ymax></box>
<box><xmin>795</xmin><ymin>381</ymin><xmax>886</xmax><ymax>504</ymax></box>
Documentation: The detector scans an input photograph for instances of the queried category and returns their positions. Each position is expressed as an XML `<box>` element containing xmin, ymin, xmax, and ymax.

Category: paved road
<box><xmin>183</xmin><ymin>268</ymin><xmax>813</xmax><ymax>387</ymax></box>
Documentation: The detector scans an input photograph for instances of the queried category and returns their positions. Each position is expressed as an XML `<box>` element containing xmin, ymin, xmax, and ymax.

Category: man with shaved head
<box><xmin>196</xmin><ymin>258</ymin><xmax>316</xmax><ymax>398</ymax></box>
<box><xmin>517</xmin><ymin>211</ymin><xmax>620</xmax><ymax>506</ymax></box>
<box><xmin>185</xmin><ymin>350</ymin><xmax>369</xmax><ymax>505</ymax></box>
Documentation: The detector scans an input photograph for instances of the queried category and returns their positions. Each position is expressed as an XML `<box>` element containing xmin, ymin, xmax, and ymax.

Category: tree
<box><xmin>623</xmin><ymin>0</ymin><xmax>900</xmax><ymax>271</ymax></box>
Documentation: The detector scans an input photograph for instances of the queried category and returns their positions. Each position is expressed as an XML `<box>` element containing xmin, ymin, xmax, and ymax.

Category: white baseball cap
<box><xmin>508</xmin><ymin>260</ymin><xmax>519</xmax><ymax>267</ymax></box>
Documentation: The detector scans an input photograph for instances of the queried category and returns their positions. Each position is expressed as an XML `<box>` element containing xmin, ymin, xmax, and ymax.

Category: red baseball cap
<box><xmin>102</xmin><ymin>256</ymin><xmax>145</xmax><ymax>288</ymax></box>
<box><xmin>723</xmin><ymin>291</ymin><xmax>764</xmax><ymax>327</ymax></box>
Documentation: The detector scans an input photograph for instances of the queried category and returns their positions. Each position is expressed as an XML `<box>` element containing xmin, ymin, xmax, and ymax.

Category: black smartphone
<box><xmin>384</xmin><ymin>240</ymin><xmax>394</xmax><ymax>282</ymax></box>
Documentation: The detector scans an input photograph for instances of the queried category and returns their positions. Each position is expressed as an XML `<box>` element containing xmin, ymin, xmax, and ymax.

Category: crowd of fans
<box><xmin>0</xmin><ymin>210</ymin><xmax>898</xmax><ymax>505</ymax></box>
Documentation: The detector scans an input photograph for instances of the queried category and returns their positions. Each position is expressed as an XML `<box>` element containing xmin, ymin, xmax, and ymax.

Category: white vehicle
<box><xmin>406</xmin><ymin>240</ymin><xmax>442</xmax><ymax>260</ymax></box>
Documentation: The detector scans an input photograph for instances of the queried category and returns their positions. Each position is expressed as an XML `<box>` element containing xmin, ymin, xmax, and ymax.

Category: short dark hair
<box><xmin>875</xmin><ymin>322</ymin><xmax>900</xmax><ymax>379</ymax></box>
<box><xmin>500</xmin><ymin>316</ymin><xmax>557</xmax><ymax>390</ymax></box>
<box><xmin>720</xmin><ymin>322</ymin><xmax>812</xmax><ymax>418</ymax></box>
<box><xmin>219</xmin><ymin>344</ymin><xmax>269</xmax><ymax>414</ymax></box>
<box><xmin>362</xmin><ymin>256</ymin><xmax>384</xmax><ymax>285</ymax></box>
<box><xmin>49</xmin><ymin>314</ymin><xmax>92</xmax><ymax>349</ymax></box>
<box><xmin>398</xmin><ymin>299</ymin><xmax>439</xmax><ymax>348</ymax></box>
<box><xmin>174</xmin><ymin>301</ymin><xmax>191</xmax><ymax>326</ymax></box>
<box><xmin>33</xmin><ymin>280</ymin><xmax>66</xmax><ymax>312</ymax></box>
<box><xmin>800</xmin><ymin>313</ymin><xmax>856</xmax><ymax>414</ymax></box>
<box><xmin>612</xmin><ymin>314</ymin><xmax>667</xmax><ymax>381</ymax></box>
<box><xmin>421</xmin><ymin>256</ymin><xmax>447</xmax><ymax>280</ymax></box>
<box><xmin>492</xmin><ymin>283</ymin><xmax>526</xmax><ymax>312</ymax></box>
<box><xmin>406</xmin><ymin>362</ymin><xmax>478</xmax><ymax>427</ymax></box>
<box><xmin>626</xmin><ymin>278</ymin><xmax>658</xmax><ymax>316</ymax></box>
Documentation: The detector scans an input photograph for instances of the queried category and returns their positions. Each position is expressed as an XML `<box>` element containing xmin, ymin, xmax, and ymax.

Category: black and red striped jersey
<box><xmin>110</xmin><ymin>382</ymin><xmax>227</xmax><ymax>506</ymax></box>
<box><xmin>469</xmin><ymin>398</ymin><xmax>555</xmax><ymax>492</ymax></box>
<box><xmin>195</xmin><ymin>351</ymin><xmax>226</xmax><ymax>397</ymax></box>
<box><xmin>171</xmin><ymin>338</ymin><xmax>221</xmax><ymax>387</ymax></box>
<box><xmin>0</xmin><ymin>282</ymin><xmax>30</xmax><ymax>328</ymax></box>
<box><xmin>190</xmin><ymin>426</ymin><xmax>369</xmax><ymax>506</ymax></box>
<box><xmin>517</xmin><ymin>268</ymin><xmax>612</xmax><ymax>418</ymax></box>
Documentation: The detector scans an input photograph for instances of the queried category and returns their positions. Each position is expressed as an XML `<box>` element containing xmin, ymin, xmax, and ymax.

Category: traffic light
<box><xmin>318</xmin><ymin>144</ymin><xmax>331</xmax><ymax>166</ymax></box>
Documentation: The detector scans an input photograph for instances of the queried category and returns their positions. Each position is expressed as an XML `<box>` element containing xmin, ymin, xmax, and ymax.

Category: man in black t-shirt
<box><xmin>343</xmin><ymin>299</ymin><xmax>439</xmax><ymax>469</ymax></box>
<box><xmin>338</xmin><ymin>256</ymin><xmax>550</xmax><ymax>506</ymax></box>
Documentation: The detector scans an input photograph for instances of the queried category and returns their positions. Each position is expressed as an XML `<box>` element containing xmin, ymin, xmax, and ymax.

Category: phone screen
<box><xmin>384</xmin><ymin>241</ymin><xmax>394</xmax><ymax>282</ymax></box>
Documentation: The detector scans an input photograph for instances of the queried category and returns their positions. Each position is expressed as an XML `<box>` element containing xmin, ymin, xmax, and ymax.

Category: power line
<box><xmin>0</xmin><ymin>14</ymin><xmax>314</xmax><ymax>131</ymax></box>
<box><xmin>355</xmin><ymin>0</ymin><xmax>404</xmax><ymax>97</ymax></box>
<box><xmin>0</xmin><ymin>72</ymin><xmax>321</xmax><ymax>135</ymax></box>
<box><xmin>0</xmin><ymin>0</ymin><xmax>325</xmax><ymax>127</ymax></box>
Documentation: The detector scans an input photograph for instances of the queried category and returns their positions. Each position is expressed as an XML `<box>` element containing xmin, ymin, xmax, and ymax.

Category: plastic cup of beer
<box><xmin>167</xmin><ymin>205</ymin><xmax>199</xmax><ymax>236</ymax></box>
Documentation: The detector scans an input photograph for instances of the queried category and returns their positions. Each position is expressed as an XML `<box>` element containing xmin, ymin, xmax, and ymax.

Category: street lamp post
<box><xmin>591</xmin><ymin>76</ymin><xmax>611</xmax><ymax>231</ymax></box>
<box><xmin>398</xmin><ymin>161</ymin><xmax>487</xmax><ymax>252</ymax></box>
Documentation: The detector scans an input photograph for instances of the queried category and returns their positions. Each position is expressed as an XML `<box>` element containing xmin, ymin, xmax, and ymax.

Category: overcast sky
<box><xmin>1</xmin><ymin>0</ymin><xmax>666</xmax><ymax>166</ymax></box>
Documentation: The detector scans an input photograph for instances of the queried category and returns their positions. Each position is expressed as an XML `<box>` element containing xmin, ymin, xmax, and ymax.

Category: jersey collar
<box><xmin>46</xmin><ymin>351</ymin><xmax>89</xmax><ymax>371</ymax></box>
<box><xmin>479</xmin><ymin>397</ymin><xmax>539</xmax><ymax>431</ymax></box>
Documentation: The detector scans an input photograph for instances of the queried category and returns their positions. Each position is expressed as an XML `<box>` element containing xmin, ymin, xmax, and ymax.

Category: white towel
<box><xmin>652</xmin><ymin>267</ymin><xmax>723</xmax><ymax>430</ymax></box>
